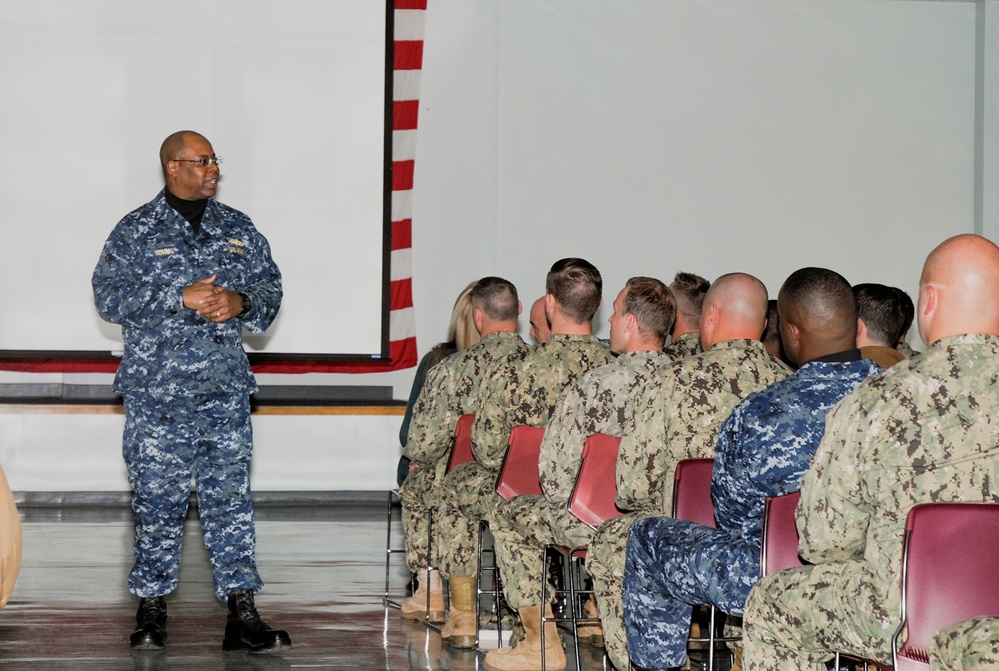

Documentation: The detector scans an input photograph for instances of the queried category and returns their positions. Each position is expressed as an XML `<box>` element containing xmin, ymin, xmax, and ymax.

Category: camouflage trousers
<box><xmin>438</xmin><ymin>461</ymin><xmax>501</xmax><ymax>578</ymax></box>
<box><xmin>743</xmin><ymin>560</ymin><xmax>896</xmax><ymax>670</ymax></box>
<box><xmin>122</xmin><ymin>392</ymin><xmax>263</xmax><ymax>602</ymax></box>
<box><xmin>490</xmin><ymin>494</ymin><xmax>595</xmax><ymax>609</ymax></box>
<box><xmin>623</xmin><ymin>516</ymin><xmax>758</xmax><ymax>669</ymax></box>
<box><xmin>397</xmin><ymin>464</ymin><xmax>440</xmax><ymax>572</ymax></box>
<box><xmin>588</xmin><ymin>512</ymin><xmax>647</xmax><ymax>671</ymax></box>
<box><xmin>931</xmin><ymin>617</ymin><xmax>999</xmax><ymax>670</ymax></box>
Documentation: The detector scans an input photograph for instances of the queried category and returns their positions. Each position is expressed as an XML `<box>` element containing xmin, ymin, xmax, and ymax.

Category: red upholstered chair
<box><xmin>892</xmin><ymin>501</ymin><xmax>999</xmax><ymax>670</ymax></box>
<box><xmin>495</xmin><ymin>425</ymin><xmax>545</xmax><ymax>499</ymax></box>
<box><xmin>446</xmin><ymin>413</ymin><xmax>476</xmax><ymax>473</ymax></box>
<box><xmin>541</xmin><ymin>433</ymin><xmax>623</xmax><ymax>667</ymax></box>
<box><xmin>477</xmin><ymin>425</ymin><xmax>547</xmax><ymax>649</ymax></box>
<box><xmin>568</xmin><ymin>433</ymin><xmax>624</xmax><ymax>529</ymax></box>
<box><xmin>671</xmin><ymin>458</ymin><xmax>735</xmax><ymax>671</ymax></box>
<box><xmin>760</xmin><ymin>490</ymin><xmax>891</xmax><ymax>671</ymax></box>
<box><xmin>759</xmin><ymin>491</ymin><xmax>803</xmax><ymax>576</ymax></box>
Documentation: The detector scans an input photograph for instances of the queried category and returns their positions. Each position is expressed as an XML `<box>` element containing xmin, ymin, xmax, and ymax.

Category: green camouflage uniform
<box><xmin>743</xmin><ymin>334</ymin><xmax>999</xmax><ymax>671</ymax></box>
<box><xmin>589</xmin><ymin>339</ymin><xmax>789</xmax><ymax>669</ymax></box>
<box><xmin>664</xmin><ymin>331</ymin><xmax>702</xmax><ymax>361</ymax></box>
<box><xmin>437</xmin><ymin>334</ymin><xmax>613</xmax><ymax>578</ymax></box>
<box><xmin>932</xmin><ymin>617</ymin><xmax>999</xmax><ymax>670</ymax></box>
<box><xmin>398</xmin><ymin>331</ymin><xmax>528</xmax><ymax>572</ymax></box>
<box><xmin>490</xmin><ymin>350</ymin><xmax>672</xmax><ymax>609</ymax></box>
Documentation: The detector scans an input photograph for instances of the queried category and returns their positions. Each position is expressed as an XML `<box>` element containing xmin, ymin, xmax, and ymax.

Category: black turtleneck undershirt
<box><xmin>165</xmin><ymin>189</ymin><xmax>208</xmax><ymax>235</ymax></box>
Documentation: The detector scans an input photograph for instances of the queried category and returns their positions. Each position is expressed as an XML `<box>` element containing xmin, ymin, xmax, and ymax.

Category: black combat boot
<box><xmin>222</xmin><ymin>589</ymin><xmax>292</xmax><ymax>655</ymax></box>
<box><xmin>130</xmin><ymin>596</ymin><xmax>168</xmax><ymax>650</ymax></box>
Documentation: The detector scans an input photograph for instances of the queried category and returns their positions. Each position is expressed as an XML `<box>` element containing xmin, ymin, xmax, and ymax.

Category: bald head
<box><xmin>918</xmin><ymin>234</ymin><xmax>999</xmax><ymax>345</ymax></box>
<box><xmin>159</xmin><ymin>131</ymin><xmax>207</xmax><ymax>174</ymax></box>
<box><xmin>778</xmin><ymin>267</ymin><xmax>857</xmax><ymax>367</ymax></box>
<box><xmin>699</xmin><ymin>273</ymin><xmax>769</xmax><ymax>350</ymax></box>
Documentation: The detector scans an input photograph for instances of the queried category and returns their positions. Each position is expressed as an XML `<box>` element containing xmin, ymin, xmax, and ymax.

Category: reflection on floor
<box><xmin>0</xmin><ymin>502</ymin><xmax>623</xmax><ymax>671</ymax></box>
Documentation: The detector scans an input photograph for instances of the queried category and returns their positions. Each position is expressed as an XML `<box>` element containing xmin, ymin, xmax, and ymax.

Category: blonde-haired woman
<box><xmin>396</xmin><ymin>281</ymin><xmax>481</xmax><ymax>485</ymax></box>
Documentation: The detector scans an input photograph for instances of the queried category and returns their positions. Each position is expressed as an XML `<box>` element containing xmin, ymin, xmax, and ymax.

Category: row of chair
<box><xmin>388</xmin><ymin>418</ymin><xmax>999</xmax><ymax>671</ymax></box>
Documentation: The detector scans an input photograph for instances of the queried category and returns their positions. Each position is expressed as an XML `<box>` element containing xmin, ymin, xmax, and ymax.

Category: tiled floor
<box><xmin>0</xmin><ymin>501</ymin><xmax>619</xmax><ymax>671</ymax></box>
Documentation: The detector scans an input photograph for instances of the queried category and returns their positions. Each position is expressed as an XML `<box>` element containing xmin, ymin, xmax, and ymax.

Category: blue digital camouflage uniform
<box><xmin>931</xmin><ymin>617</ymin><xmax>999</xmax><ymax>670</ymax></box>
<box><xmin>93</xmin><ymin>190</ymin><xmax>282</xmax><ymax>602</ymax></box>
<box><xmin>743</xmin><ymin>334</ymin><xmax>999</xmax><ymax>670</ymax></box>
<box><xmin>622</xmin><ymin>356</ymin><xmax>880</xmax><ymax>669</ymax></box>
<box><xmin>588</xmin><ymin>338</ymin><xmax>789</xmax><ymax>670</ymax></box>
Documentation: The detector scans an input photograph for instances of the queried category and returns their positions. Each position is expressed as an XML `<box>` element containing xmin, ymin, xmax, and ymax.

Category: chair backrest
<box><xmin>893</xmin><ymin>501</ymin><xmax>999</xmax><ymax>670</ymax></box>
<box><xmin>495</xmin><ymin>425</ymin><xmax>545</xmax><ymax>499</ymax></box>
<box><xmin>446</xmin><ymin>413</ymin><xmax>476</xmax><ymax>473</ymax></box>
<box><xmin>568</xmin><ymin>433</ymin><xmax>623</xmax><ymax>529</ymax></box>
<box><xmin>759</xmin><ymin>491</ymin><xmax>803</xmax><ymax>576</ymax></box>
<box><xmin>671</xmin><ymin>458</ymin><xmax>716</xmax><ymax>528</ymax></box>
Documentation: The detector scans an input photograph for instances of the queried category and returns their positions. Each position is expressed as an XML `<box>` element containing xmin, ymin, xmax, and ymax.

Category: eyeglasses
<box><xmin>172</xmin><ymin>156</ymin><xmax>223</xmax><ymax>167</ymax></box>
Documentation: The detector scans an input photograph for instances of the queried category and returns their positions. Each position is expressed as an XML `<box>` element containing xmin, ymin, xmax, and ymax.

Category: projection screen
<box><xmin>0</xmin><ymin>0</ymin><xmax>391</xmax><ymax>364</ymax></box>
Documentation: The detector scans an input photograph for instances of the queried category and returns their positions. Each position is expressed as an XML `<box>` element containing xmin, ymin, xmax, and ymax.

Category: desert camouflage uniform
<box><xmin>743</xmin><ymin>334</ymin><xmax>999</xmax><ymax>670</ymax></box>
<box><xmin>437</xmin><ymin>334</ymin><xmax>613</xmax><ymax>578</ymax></box>
<box><xmin>623</xmin><ymin>356</ymin><xmax>880</xmax><ymax>669</ymax></box>
<box><xmin>588</xmin><ymin>338</ymin><xmax>789</xmax><ymax>670</ymax></box>
<box><xmin>664</xmin><ymin>331</ymin><xmax>702</xmax><ymax>361</ymax></box>
<box><xmin>92</xmin><ymin>190</ymin><xmax>282</xmax><ymax>601</ymax></box>
<box><xmin>398</xmin><ymin>331</ymin><xmax>528</xmax><ymax>571</ymax></box>
<box><xmin>931</xmin><ymin>617</ymin><xmax>999</xmax><ymax>670</ymax></box>
<box><xmin>490</xmin><ymin>350</ymin><xmax>671</xmax><ymax>609</ymax></box>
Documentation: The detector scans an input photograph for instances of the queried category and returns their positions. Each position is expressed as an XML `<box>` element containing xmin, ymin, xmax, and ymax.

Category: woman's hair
<box><xmin>447</xmin><ymin>280</ymin><xmax>482</xmax><ymax>352</ymax></box>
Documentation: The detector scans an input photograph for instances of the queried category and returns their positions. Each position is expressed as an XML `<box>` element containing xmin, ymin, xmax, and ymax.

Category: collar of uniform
<box><xmin>927</xmin><ymin>333</ymin><xmax>999</xmax><ymax>351</ymax></box>
<box><xmin>705</xmin><ymin>338</ymin><xmax>765</xmax><ymax>353</ymax></box>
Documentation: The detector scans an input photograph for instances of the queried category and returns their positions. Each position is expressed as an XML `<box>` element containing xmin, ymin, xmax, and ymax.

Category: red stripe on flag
<box><xmin>395</xmin><ymin>0</ymin><xmax>427</xmax><ymax>10</ymax></box>
<box><xmin>392</xmin><ymin>219</ymin><xmax>412</xmax><ymax>250</ymax></box>
<box><xmin>392</xmin><ymin>160</ymin><xmax>415</xmax><ymax>191</ymax></box>
<box><xmin>394</xmin><ymin>41</ymin><xmax>424</xmax><ymax>70</ymax></box>
<box><xmin>391</xmin><ymin>278</ymin><xmax>414</xmax><ymax>310</ymax></box>
<box><xmin>393</xmin><ymin>100</ymin><xmax>419</xmax><ymax>131</ymax></box>
<box><xmin>250</xmin><ymin>336</ymin><xmax>418</xmax><ymax>374</ymax></box>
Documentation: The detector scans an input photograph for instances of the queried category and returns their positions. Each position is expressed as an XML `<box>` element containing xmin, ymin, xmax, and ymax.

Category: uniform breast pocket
<box><xmin>144</xmin><ymin>246</ymin><xmax>189</xmax><ymax>284</ymax></box>
<box><xmin>215</xmin><ymin>244</ymin><xmax>253</xmax><ymax>287</ymax></box>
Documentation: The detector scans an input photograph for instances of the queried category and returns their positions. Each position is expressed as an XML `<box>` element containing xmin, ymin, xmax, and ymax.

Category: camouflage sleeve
<box><xmin>234</xmin><ymin>221</ymin><xmax>282</xmax><ymax>334</ymax></box>
<box><xmin>615</xmin><ymin>379</ymin><xmax>668</xmax><ymax>512</ymax></box>
<box><xmin>404</xmin><ymin>363</ymin><xmax>455</xmax><ymax>467</ymax></box>
<box><xmin>795</xmin><ymin>393</ymin><xmax>869</xmax><ymax>563</ymax></box>
<box><xmin>92</xmin><ymin>218</ymin><xmax>185</xmax><ymax>329</ymax></box>
<box><xmin>472</xmin><ymin>358</ymin><xmax>515</xmax><ymax>470</ymax></box>
<box><xmin>539</xmin><ymin>380</ymin><xmax>589</xmax><ymax>507</ymax></box>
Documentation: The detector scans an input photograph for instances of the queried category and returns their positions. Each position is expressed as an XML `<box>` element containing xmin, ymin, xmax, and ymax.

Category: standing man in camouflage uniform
<box><xmin>398</xmin><ymin>277</ymin><xmax>528</xmax><ymax>626</ymax></box>
<box><xmin>92</xmin><ymin>131</ymin><xmax>289</xmax><ymax>654</ymax></box>
<box><xmin>743</xmin><ymin>234</ymin><xmax>999</xmax><ymax>670</ymax></box>
<box><xmin>588</xmin><ymin>272</ymin><xmax>789</xmax><ymax>671</ymax></box>
<box><xmin>664</xmin><ymin>272</ymin><xmax>710</xmax><ymax>360</ymax></box>
<box><xmin>483</xmin><ymin>277</ymin><xmax>676</xmax><ymax>671</ymax></box>
<box><xmin>622</xmin><ymin>267</ymin><xmax>881</xmax><ymax>669</ymax></box>
<box><xmin>437</xmin><ymin>258</ymin><xmax>614</xmax><ymax>650</ymax></box>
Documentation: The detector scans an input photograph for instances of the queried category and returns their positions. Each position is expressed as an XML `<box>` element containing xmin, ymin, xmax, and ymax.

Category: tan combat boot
<box><xmin>441</xmin><ymin>576</ymin><xmax>477</xmax><ymax>649</ymax></box>
<box><xmin>483</xmin><ymin>604</ymin><xmax>566</xmax><ymax>671</ymax></box>
<box><xmin>575</xmin><ymin>597</ymin><xmax>604</xmax><ymax>648</ymax></box>
<box><xmin>400</xmin><ymin>568</ymin><xmax>445</xmax><ymax>623</ymax></box>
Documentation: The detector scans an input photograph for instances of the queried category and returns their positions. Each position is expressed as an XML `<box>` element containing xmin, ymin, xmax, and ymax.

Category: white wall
<box><xmin>1</xmin><ymin>0</ymin><xmax>993</xmax><ymax>493</ymax></box>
